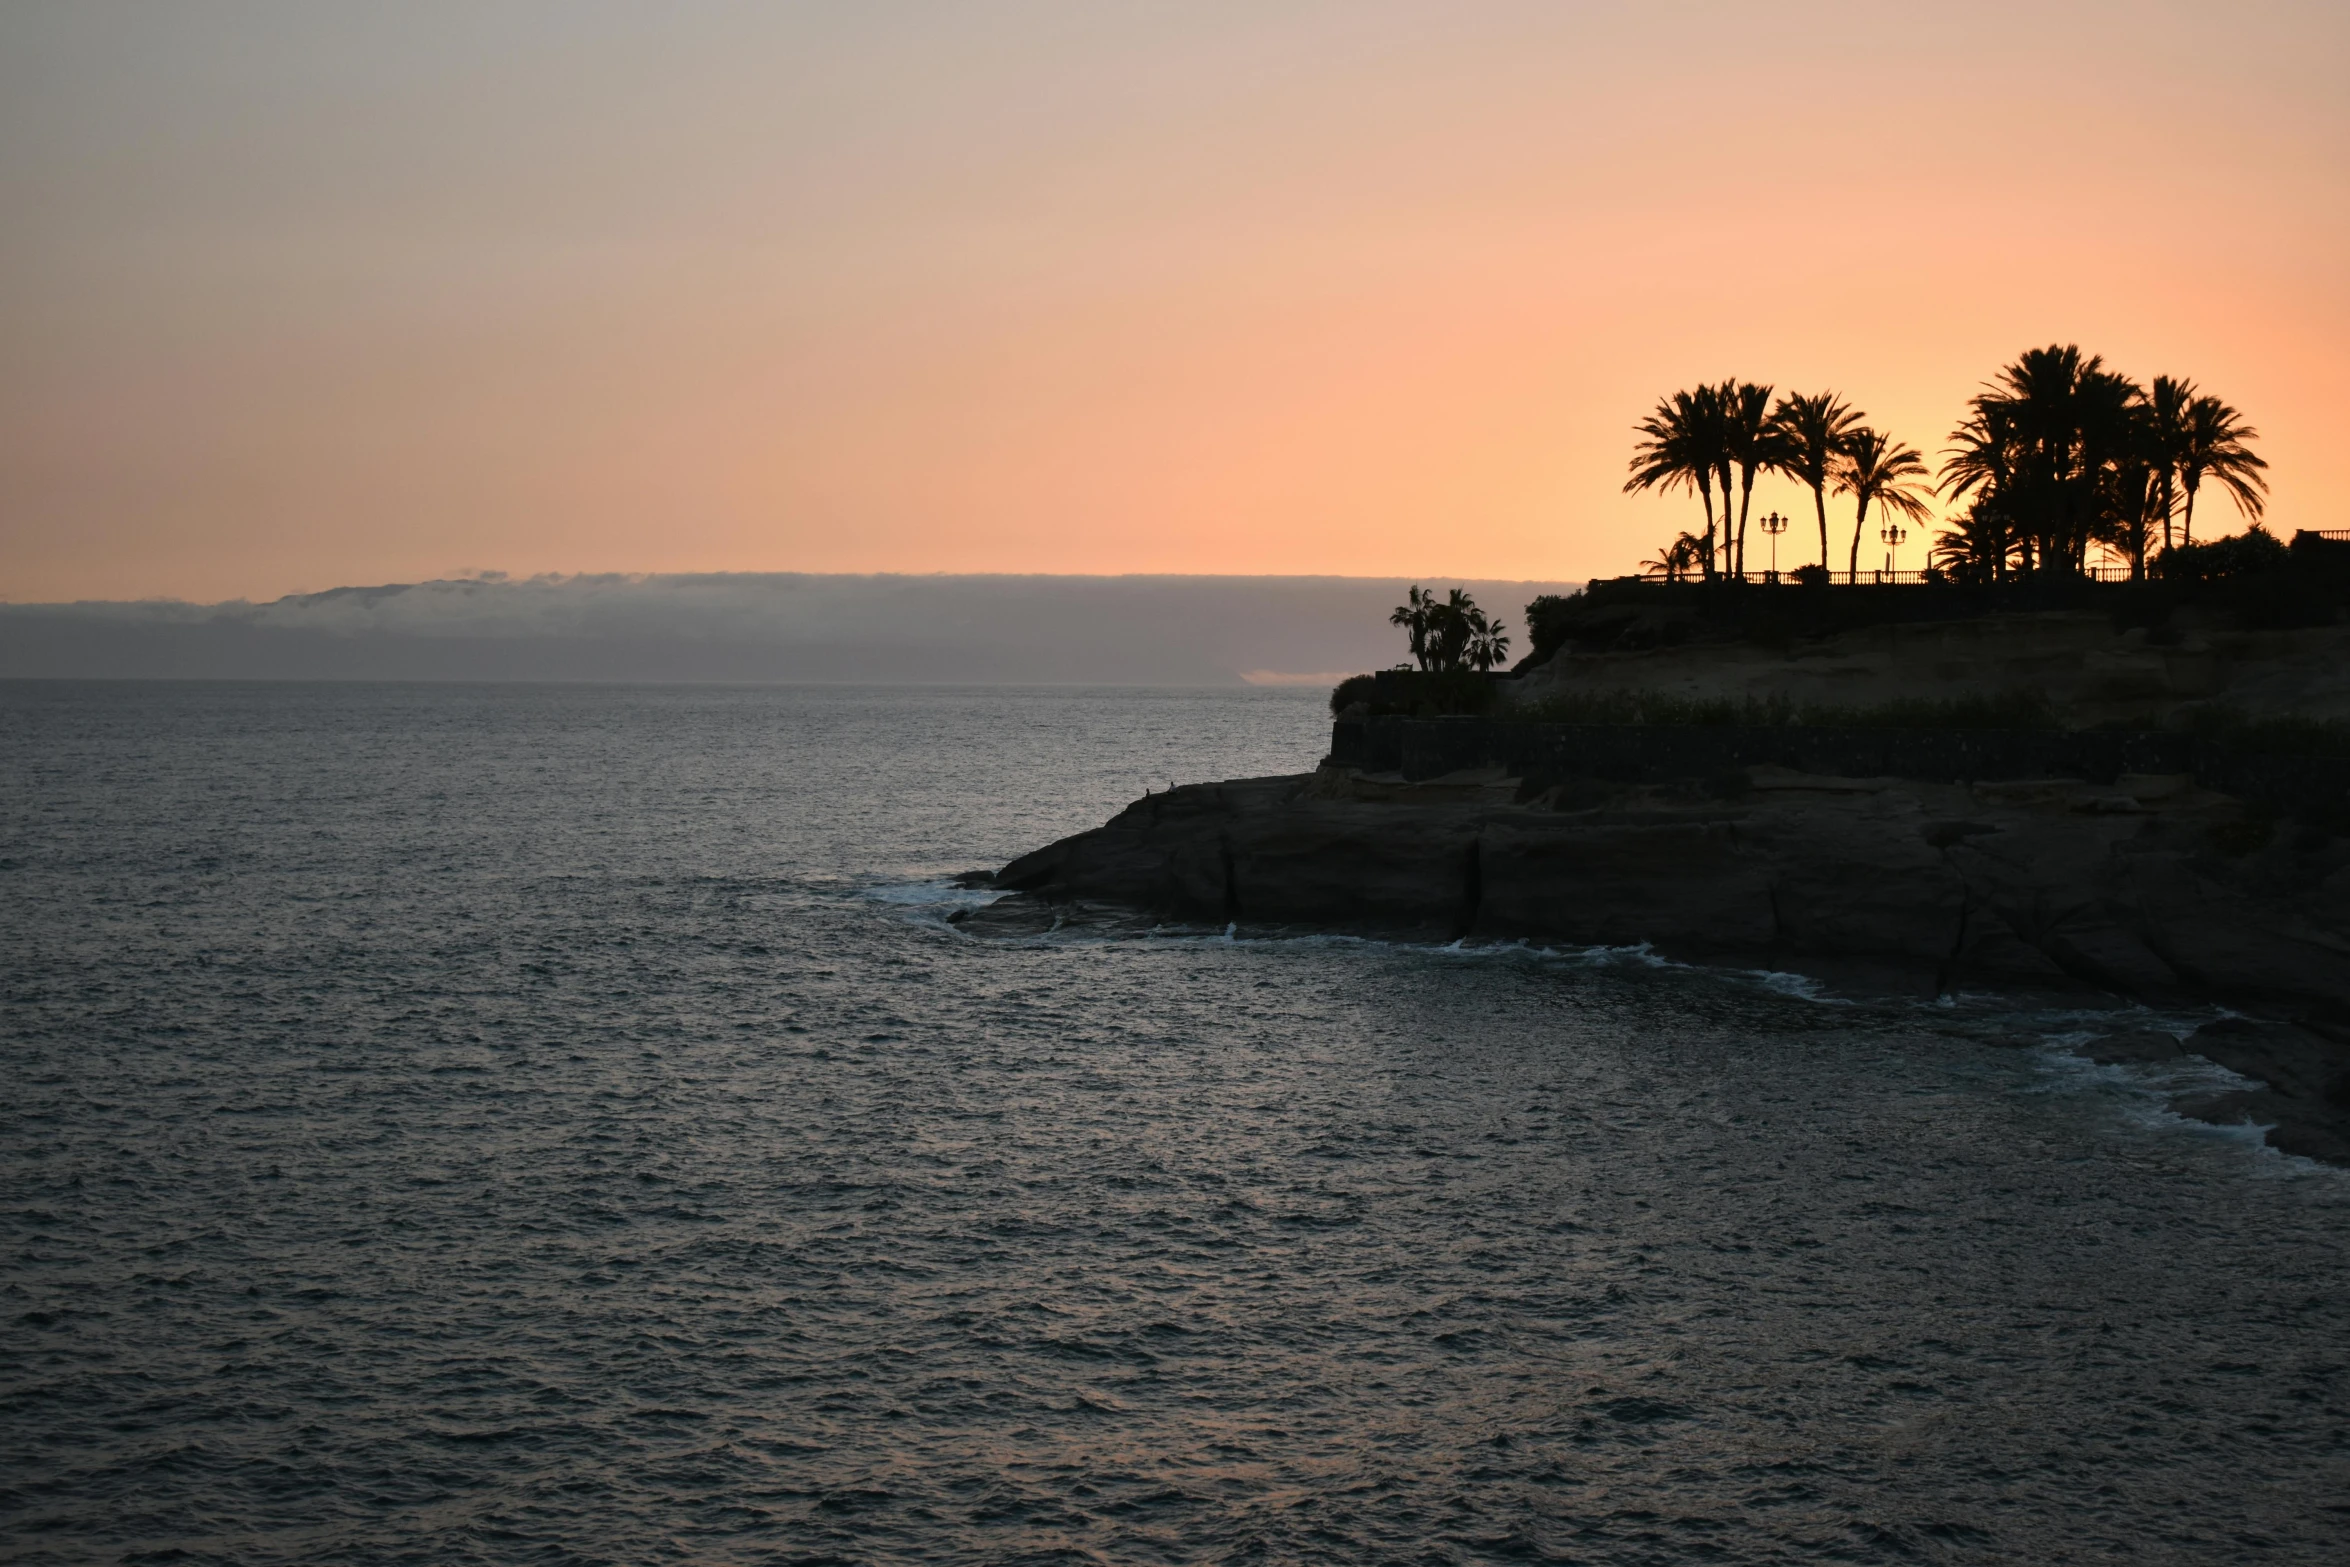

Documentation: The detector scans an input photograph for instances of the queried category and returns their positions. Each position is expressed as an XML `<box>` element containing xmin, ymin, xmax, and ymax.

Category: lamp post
<box><xmin>1760</xmin><ymin>511</ymin><xmax>1788</xmax><ymax>580</ymax></box>
<box><xmin>1880</xmin><ymin>521</ymin><xmax>1908</xmax><ymax>578</ymax></box>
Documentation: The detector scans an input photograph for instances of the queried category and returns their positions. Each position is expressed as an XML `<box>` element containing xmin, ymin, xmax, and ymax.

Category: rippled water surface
<box><xmin>4</xmin><ymin>681</ymin><xmax>2346</xmax><ymax>1565</ymax></box>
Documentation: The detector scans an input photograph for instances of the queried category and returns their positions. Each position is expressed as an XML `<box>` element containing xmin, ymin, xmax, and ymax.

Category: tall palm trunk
<box><xmin>1735</xmin><ymin>471</ymin><xmax>1757</xmax><ymax>577</ymax></box>
<box><xmin>1849</xmin><ymin>494</ymin><xmax>1871</xmax><ymax>579</ymax></box>
<box><xmin>1810</xmin><ymin>484</ymin><xmax>1830</xmax><ymax>574</ymax></box>
<box><xmin>1696</xmin><ymin>474</ymin><xmax>1717</xmax><ymax>578</ymax></box>
<box><xmin>2182</xmin><ymin>481</ymin><xmax>2197</xmax><ymax>547</ymax></box>
<box><xmin>1716</xmin><ymin>458</ymin><xmax>1735</xmax><ymax>575</ymax></box>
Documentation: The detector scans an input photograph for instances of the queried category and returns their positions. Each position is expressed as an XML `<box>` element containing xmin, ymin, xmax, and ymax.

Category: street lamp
<box><xmin>1759</xmin><ymin>511</ymin><xmax>1788</xmax><ymax>579</ymax></box>
<box><xmin>1879</xmin><ymin>521</ymin><xmax>1909</xmax><ymax>577</ymax></box>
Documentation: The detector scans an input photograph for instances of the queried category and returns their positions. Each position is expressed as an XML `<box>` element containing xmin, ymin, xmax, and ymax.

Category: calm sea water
<box><xmin>3</xmin><ymin>681</ymin><xmax>2345</xmax><ymax>1566</ymax></box>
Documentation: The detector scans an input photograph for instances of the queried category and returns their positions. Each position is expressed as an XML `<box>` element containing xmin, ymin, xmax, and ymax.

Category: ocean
<box><xmin>3</xmin><ymin>681</ymin><xmax>2345</xmax><ymax>1565</ymax></box>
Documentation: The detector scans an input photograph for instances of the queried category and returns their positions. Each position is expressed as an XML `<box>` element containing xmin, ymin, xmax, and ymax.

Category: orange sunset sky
<box><xmin>3</xmin><ymin>2</ymin><xmax>2346</xmax><ymax>604</ymax></box>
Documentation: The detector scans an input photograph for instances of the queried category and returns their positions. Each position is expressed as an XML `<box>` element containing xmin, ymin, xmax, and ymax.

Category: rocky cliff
<box><xmin>975</xmin><ymin>762</ymin><xmax>2350</xmax><ymax>1163</ymax></box>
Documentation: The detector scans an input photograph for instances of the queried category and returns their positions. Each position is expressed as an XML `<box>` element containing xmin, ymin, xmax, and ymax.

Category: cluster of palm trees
<box><xmin>1390</xmin><ymin>586</ymin><xmax>1511</xmax><ymax>672</ymax></box>
<box><xmin>1624</xmin><ymin>347</ymin><xmax>2267</xmax><ymax>583</ymax></box>
<box><xmin>1626</xmin><ymin>382</ymin><xmax>1930</xmax><ymax>582</ymax></box>
<box><xmin>1934</xmin><ymin>347</ymin><xmax>2265</xmax><ymax>581</ymax></box>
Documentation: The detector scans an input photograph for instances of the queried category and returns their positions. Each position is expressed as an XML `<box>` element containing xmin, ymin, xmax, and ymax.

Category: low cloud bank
<box><xmin>0</xmin><ymin>573</ymin><xmax>1581</xmax><ymax>685</ymax></box>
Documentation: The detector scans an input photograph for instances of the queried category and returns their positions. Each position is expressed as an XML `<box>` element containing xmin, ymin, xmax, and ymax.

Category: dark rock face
<box><xmin>2173</xmin><ymin>1019</ymin><xmax>2350</xmax><ymax>1163</ymax></box>
<box><xmin>987</xmin><ymin>764</ymin><xmax>2350</xmax><ymax>1163</ymax></box>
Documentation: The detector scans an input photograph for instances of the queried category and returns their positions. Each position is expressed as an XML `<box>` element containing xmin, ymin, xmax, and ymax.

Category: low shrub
<box><xmin>2153</xmin><ymin>525</ymin><xmax>2289</xmax><ymax>583</ymax></box>
<box><xmin>1522</xmin><ymin>592</ymin><xmax>1586</xmax><ymax>664</ymax></box>
<box><xmin>1329</xmin><ymin>673</ymin><xmax>1379</xmax><ymax>715</ymax></box>
<box><xmin>1329</xmin><ymin>669</ymin><xmax>1503</xmax><ymax>717</ymax></box>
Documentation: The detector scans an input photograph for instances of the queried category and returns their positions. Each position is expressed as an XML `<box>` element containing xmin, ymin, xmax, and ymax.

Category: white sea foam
<box><xmin>862</xmin><ymin>880</ymin><xmax>1007</xmax><ymax>910</ymax></box>
<box><xmin>889</xmin><ymin>881</ymin><xmax>1856</xmax><ymax>1004</ymax></box>
<box><xmin>2017</xmin><ymin>1030</ymin><xmax>2349</xmax><ymax>1179</ymax></box>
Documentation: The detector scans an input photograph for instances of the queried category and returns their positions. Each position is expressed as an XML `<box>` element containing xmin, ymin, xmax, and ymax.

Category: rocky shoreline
<box><xmin>968</xmin><ymin>759</ymin><xmax>2350</xmax><ymax>1164</ymax></box>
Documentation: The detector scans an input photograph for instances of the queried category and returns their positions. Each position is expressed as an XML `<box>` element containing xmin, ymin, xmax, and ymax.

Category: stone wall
<box><xmin>1327</xmin><ymin>715</ymin><xmax>2350</xmax><ymax>820</ymax></box>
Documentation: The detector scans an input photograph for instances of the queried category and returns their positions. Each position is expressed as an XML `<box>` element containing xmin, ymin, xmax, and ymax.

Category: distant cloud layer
<box><xmin>0</xmin><ymin>574</ymin><xmax>1579</xmax><ymax>685</ymax></box>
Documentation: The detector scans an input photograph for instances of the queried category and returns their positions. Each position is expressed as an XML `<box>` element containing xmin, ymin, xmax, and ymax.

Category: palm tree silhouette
<box><xmin>2176</xmin><ymin>394</ymin><xmax>2268</xmax><ymax>546</ymax></box>
<box><xmin>1835</xmin><ymin>428</ymin><xmax>1933</xmax><ymax>579</ymax></box>
<box><xmin>1768</xmin><ymin>391</ymin><xmax>1863</xmax><ymax>574</ymax></box>
<box><xmin>1929</xmin><ymin>497</ymin><xmax>2019</xmax><ymax>583</ymax></box>
<box><xmin>1642</xmin><ymin>532</ymin><xmax>1704</xmax><ymax>582</ymax></box>
<box><xmin>1390</xmin><ymin>586</ymin><xmax>1435</xmax><ymax>670</ymax></box>
<box><xmin>1625</xmin><ymin>387</ymin><xmax>1728</xmax><ymax>578</ymax></box>
<box><xmin>1941</xmin><ymin>345</ymin><xmax>2147</xmax><ymax>575</ymax></box>
<box><xmin>2142</xmin><ymin>375</ymin><xmax>2195</xmax><ymax>554</ymax></box>
<box><xmin>2101</xmin><ymin>444</ymin><xmax>2164</xmax><ymax>581</ymax></box>
<box><xmin>1433</xmin><ymin>587</ymin><xmax>1481</xmax><ymax>671</ymax></box>
<box><xmin>1466</xmin><ymin>613</ymin><xmax>1512</xmax><ymax>672</ymax></box>
<box><xmin>1939</xmin><ymin>401</ymin><xmax>2021</xmax><ymax>567</ymax></box>
<box><xmin>2078</xmin><ymin>368</ymin><xmax>2145</xmax><ymax>563</ymax></box>
<box><xmin>1722</xmin><ymin>381</ymin><xmax>1778</xmax><ymax>577</ymax></box>
<box><xmin>1392</xmin><ymin>586</ymin><xmax>1507</xmax><ymax>673</ymax></box>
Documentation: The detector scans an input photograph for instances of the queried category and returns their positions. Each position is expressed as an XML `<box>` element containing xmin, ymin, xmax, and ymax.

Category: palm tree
<box><xmin>2075</xmin><ymin>366</ymin><xmax>2145</xmax><ymax>572</ymax></box>
<box><xmin>1721</xmin><ymin>381</ymin><xmax>1777</xmax><ymax>576</ymax></box>
<box><xmin>1624</xmin><ymin>386</ymin><xmax>1728</xmax><ymax>578</ymax></box>
<box><xmin>1390</xmin><ymin>586</ymin><xmax>1434</xmax><ymax>670</ymax></box>
<box><xmin>1835</xmin><ymin>428</ymin><xmax>1933</xmax><ymax>578</ymax></box>
<box><xmin>2142</xmin><ymin>375</ymin><xmax>2195</xmax><ymax>554</ymax></box>
<box><xmin>2176</xmin><ymin>394</ymin><xmax>2268</xmax><ymax>545</ymax></box>
<box><xmin>1930</xmin><ymin>497</ymin><xmax>2019</xmax><ymax>584</ymax></box>
<box><xmin>2099</xmin><ymin>448</ymin><xmax>2164</xmax><ymax>581</ymax></box>
<box><xmin>1642</xmin><ymin>532</ymin><xmax>1705</xmax><ymax>582</ymax></box>
<box><xmin>1942</xmin><ymin>345</ymin><xmax>2151</xmax><ymax>574</ymax></box>
<box><xmin>1465</xmin><ymin>614</ymin><xmax>1511</xmax><ymax>672</ymax></box>
<box><xmin>1991</xmin><ymin>345</ymin><xmax>2097</xmax><ymax>570</ymax></box>
<box><xmin>1768</xmin><ymin>391</ymin><xmax>1863</xmax><ymax>574</ymax></box>
<box><xmin>1938</xmin><ymin>401</ymin><xmax>2024</xmax><ymax>572</ymax></box>
<box><xmin>1431</xmin><ymin>587</ymin><xmax>1483</xmax><ymax>671</ymax></box>
<box><xmin>1703</xmin><ymin>380</ymin><xmax>1740</xmax><ymax>575</ymax></box>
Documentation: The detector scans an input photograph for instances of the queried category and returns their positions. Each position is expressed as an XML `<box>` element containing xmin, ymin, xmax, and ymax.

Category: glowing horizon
<box><xmin>4</xmin><ymin>2</ymin><xmax>2345</xmax><ymax>603</ymax></box>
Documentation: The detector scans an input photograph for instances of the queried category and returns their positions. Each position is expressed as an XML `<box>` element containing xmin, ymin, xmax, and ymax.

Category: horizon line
<box><xmin>3</xmin><ymin>568</ymin><xmax>1596</xmax><ymax>610</ymax></box>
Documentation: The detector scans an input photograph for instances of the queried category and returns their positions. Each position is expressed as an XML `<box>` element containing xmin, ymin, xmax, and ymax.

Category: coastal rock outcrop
<box><xmin>980</xmin><ymin>763</ymin><xmax>2350</xmax><ymax>1162</ymax></box>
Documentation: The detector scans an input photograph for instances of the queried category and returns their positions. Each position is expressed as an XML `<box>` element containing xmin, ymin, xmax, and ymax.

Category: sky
<box><xmin>2</xmin><ymin>1</ymin><xmax>2345</xmax><ymax>604</ymax></box>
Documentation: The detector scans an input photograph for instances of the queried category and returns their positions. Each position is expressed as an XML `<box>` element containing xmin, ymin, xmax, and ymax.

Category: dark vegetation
<box><xmin>1936</xmin><ymin>348</ymin><xmax>2267</xmax><ymax>581</ymax></box>
<box><xmin>1336</xmin><ymin>344</ymin><xmax>2315</xmax><ymax>726</ymax></box>
<box><xmin>1329</xmin><ymin>668</ymin><xmax>1505</xmax><ymax>718</ymax></box>
<box><xmin>1342</xmin><ymin>533</ymin><xmax>2350</xmax><ymax>720</ymax></box>
<box><xmin>2153</xmin><ymin>526</ymin><xmax>2288</xmax><ymax>583</ymax></box>
<box><xmin>1522</xmin><ymin>526</ymin><xmax>2347</xmax><ymax>663</ymax></box>
<box><xmin>1627</xmin><ymin>381</ymin><xmax>1932</xmax><ymax>580</ymax></box>
<box><xmin>1388</xmin><ymin>586</ymin><xmax>1509</xmax><ymax>673</ymax></box>
<box><xmin>1625</xmin><ymin>345</ymin><xmax>2267</xmax><ymax>584</ymax></box>
<box><xmin>1330</xmin><ymin>587</ymin><xmax>1513</xmax><ymax>714</ymax></box>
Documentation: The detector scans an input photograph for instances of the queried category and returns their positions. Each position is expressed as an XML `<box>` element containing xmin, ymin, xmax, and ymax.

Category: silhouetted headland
<box><xmin>973</xmin><ymin>565</ymin><xmax>2350</xmax><ymax>1168</ymax></box>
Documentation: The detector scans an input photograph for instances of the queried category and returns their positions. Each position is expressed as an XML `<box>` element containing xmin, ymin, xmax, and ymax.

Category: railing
<box><xmin>1641</xmin><ymin>566</ymin><xmax>2137</xmax><ymax>586</ymax></box>
<box><xmin>2300</xmin><ymin>529</ymin><xmax>2350</xmax><ymax>543</ymax></box>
